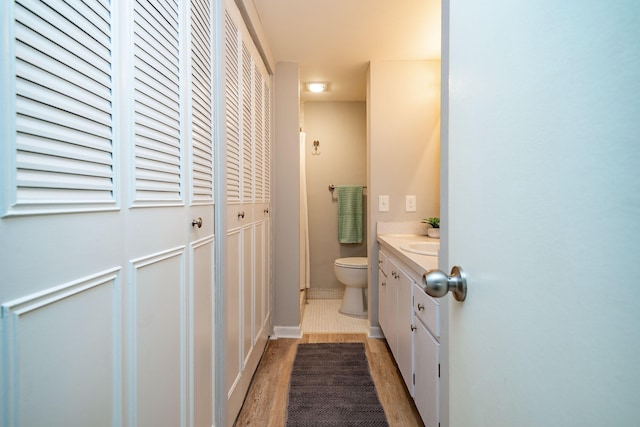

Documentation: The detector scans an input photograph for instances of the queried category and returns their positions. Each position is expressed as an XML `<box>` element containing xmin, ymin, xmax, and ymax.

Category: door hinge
<box><xmin>413</xmin><ymin>373</ymin><xmax>415</xmax><ymax>385</ymax></box>
<box><xmin>438</xmin><ymin>363</ymin><xmax>441</xmax><ymax>378</ymax></box>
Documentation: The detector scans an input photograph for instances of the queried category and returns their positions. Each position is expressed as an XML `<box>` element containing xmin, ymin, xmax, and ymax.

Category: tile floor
<box><xmin>301</xmin><ymin>299</ymin><xmax>369</xmax><ymax>333</ymax></box>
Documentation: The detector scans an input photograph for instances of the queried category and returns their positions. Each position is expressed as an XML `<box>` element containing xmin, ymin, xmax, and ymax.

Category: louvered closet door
<box><xmin>222</xmin><ymin>4</ymin><xmax>272</xmax><ymax>426</ymax></box>
<box><xmin>128</xmin><ymin>0</ymin><xmax>216</xmax><ymax>424</ymax></box>
<box><xmin>253</xmin><ymin>64</ymin><xmax>270</xmax><ymax>331</ymax></box>
<box><xmin>223</xmin><ymin>10</ymin><xmax>244</xmax><ymax>412</ymax></box>
<box><xmin>188</xmin><ymin>0</ymin><xmax>216</xmax><ymax>425</ymax></box>
<box><xmin>1</xmin><ymin>3</ymin><xmax>120</xmax><ymax>426</ymax></box>
<box><xmin>0</xmin><ymin>1</ymin><xmax>216</xmax><ymax>426</ymax></box>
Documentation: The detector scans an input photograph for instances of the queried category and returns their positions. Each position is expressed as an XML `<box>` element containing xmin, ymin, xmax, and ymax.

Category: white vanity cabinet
<box><xmin>379</xmin><ymin>251</ymin><xmax>413</xmax><ymax>393</ymax></box>
<box><xmin>413</xmin><ymin>282</ymin><xmax>440</xmax><ymax>427</ymax></box>
<box><xmin>377</xmin><ymin>250</ymin><xmax>388</xmax><ymax>337</ymax></box>
<box><xmin>393</xmin><ymin>258</ymin><xmax>416</xmax><ymax>395</ymax></box>
<box><xmin>377</xmin><ymin>242</ymin><xmax>441</xmax><ymax>427</ymax></box>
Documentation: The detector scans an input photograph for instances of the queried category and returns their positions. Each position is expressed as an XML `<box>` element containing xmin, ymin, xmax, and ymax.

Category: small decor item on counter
<box><xmin>422</xmin><ymin>217</ymin><xmax>440</xmax><ymax>239</ymax></box>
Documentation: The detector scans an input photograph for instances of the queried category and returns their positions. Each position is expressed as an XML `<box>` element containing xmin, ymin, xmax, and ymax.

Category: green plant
<box><xmin>422</xmin><ymin>217</ymin><xmax>440</xmax><ymax>228</ymax></box>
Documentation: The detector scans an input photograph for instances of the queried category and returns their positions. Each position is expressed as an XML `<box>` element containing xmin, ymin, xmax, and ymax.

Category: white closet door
<box><xmin>189</xmin><ymin>0</ymin><xmax>216</xmax><ymax>425</ymax></box>
<box><xmin>0</xmin><ymin>1</ymin><xmax>216</xmax><ymax>426</ymax></box>
<box><xmin>129</xmin><ymin>2</ymin><xmax>187</xmax><ymax>425</ymax></box>
<box><xmin>2</xmin><ymin>4</ymin><xmax>122</xmax><ymax>425</ymax></box>
<box><xmin>222</xmin><ymin>4</ymin><xmax>271</xmax><ymax>425</ymax></box>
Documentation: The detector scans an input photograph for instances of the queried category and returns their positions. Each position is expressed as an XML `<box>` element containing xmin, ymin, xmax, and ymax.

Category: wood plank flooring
<box><xmin>233</xmin><ymin>333</ymin><xmax>424</xmax><ymax>427</ymax></box>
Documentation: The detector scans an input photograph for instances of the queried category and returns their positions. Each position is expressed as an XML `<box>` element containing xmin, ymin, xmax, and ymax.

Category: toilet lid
<box><xmin>334</xmin><ymin>257</ymin><xmax>368</xmax><ymax>269</ymax></box>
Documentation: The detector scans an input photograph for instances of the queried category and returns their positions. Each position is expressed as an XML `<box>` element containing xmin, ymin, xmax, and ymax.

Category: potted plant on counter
<box><xmin>422</xmin><ymin>217</ymin><xmax>440</xmax><ymax>238</ymax></box>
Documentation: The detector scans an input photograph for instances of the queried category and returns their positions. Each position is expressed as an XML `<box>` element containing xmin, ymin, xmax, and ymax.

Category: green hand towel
<box><xmin>337</xmin><ymin>185</ymin><xmax>363</xmax><ymax>244</ymax></box>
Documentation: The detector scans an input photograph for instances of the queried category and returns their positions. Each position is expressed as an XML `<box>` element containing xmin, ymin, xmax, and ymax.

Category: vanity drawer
<box><xmin>378</xmin><ymin>250</ymin><xmax>388</xmax><ymax>276</ymax></box>
<box><xmin>413</xmin><ymin>282</ymin><xmax>440</xmax><ymax>338</ymax></box>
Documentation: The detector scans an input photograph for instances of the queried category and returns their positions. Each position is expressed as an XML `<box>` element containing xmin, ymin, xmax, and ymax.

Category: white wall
<box><xmin>303</xmin><ymin>101</ymin><xmax>367</xmax><ymax>292</ymax></box>
<box><xmin>273</xmin><ymin>62</ymin><xmax>301</xmax><ymax>329</ymax></box>
<box><xmin>369</xmin><ymin>60</ymin><xmax>441</xmax><ymax>222</ymax></box>
<box><xmin>367</xmin><ymin>59</ymin><xmax>441</xmax><ymax>326</ymax></box>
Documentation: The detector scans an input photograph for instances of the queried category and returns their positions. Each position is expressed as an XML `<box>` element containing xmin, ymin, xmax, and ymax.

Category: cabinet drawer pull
<box><xmin>238</xmin><ymin>211</ymin><xmax>245</xmax><ymax>219</ymax></box>
<box><xmin>411</xmin><ymin>325</ymin><xmax>417</xmax><ymax>332</ymax></box>
<box><xmin>381</xmin><ymin>281</ymin><xmax>386</xmax><ymax>287</ymax></box>
<box><xmin>417</xmin><ymin>303</ymin><xmax>424</xmax><ymax>311</ymax></box>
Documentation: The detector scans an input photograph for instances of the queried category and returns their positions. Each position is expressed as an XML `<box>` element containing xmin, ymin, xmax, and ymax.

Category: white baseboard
<box><xmin>368</xmin><ymin>325</ymin><xmax>385</xmax><ymax>339</ymax></box>
<box><xmin>272</xmin><ymin>325</ymin><xmax>303</xmax><ymax>339</ymax></box>
<box><xmin>307</xmin><ymin>287</ymin><xmax>344</xmax><ymax>299</ymax></box>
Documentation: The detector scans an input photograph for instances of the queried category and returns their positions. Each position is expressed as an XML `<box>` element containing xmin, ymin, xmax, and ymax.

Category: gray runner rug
<box><xmin>285</xmin><ymin>342</ymin><xmax>389</xmax><ymax>426</ymax></box>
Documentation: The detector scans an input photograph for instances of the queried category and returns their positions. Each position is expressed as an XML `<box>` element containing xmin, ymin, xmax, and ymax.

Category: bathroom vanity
<box><xmin>377</xmin><ymin>233</ymin><xmax>441</xmax><ymax>427</ymax></box>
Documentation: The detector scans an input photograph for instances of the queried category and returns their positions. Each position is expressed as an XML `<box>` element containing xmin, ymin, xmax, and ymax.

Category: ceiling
<box><xmin>250</xmin><ymin>0</ymin><xmax>442</xmax><ymax>102</ymax></box>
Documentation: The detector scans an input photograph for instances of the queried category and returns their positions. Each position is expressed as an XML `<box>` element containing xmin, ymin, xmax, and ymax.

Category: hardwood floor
<box><xmin>233</xmin><ymin>333</ymin><xmax>424</xmax><ymax>427</ymax></box>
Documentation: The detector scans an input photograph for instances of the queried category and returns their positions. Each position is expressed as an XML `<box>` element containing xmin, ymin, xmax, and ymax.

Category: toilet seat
<box><xmin>334</xmin><ymin>257</ymin><xmax>368</xmax><ymax>269</ymax></box>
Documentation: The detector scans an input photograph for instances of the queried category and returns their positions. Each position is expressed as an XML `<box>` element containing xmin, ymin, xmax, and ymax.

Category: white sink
<box><xmin>400</xmin><ymin>241</ymin><xmax>439</xmax><ymax>256</ymax></box>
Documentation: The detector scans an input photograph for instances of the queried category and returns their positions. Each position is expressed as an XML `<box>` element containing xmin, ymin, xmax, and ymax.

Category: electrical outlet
<box><xmin>406</xmin><ymin>195</ymin><xmax>416</xmax><ymax>212</ymax></box>
<box><xmin>379</xmin><ymin>195</ymin><xmax>389</xmax><ymax>212</ymax></box>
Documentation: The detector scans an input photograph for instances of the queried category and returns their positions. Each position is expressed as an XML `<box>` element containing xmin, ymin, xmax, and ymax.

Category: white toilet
<box><xmin>334</xmin><ymin>257</ymin><xmax>368</xmax><ymax>316</ymax></box>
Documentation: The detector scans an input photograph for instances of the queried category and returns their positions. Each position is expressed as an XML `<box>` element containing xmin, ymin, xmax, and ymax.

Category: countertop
<box><xmin>376</xmin><ymin>234</ymin><xmax>440</xmax><ymax>275</ymax></box>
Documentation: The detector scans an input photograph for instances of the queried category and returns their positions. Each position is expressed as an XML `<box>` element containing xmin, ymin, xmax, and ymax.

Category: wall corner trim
<box><xmin>272</xmin><ymin>325</ymin><xmax>303</xmax><ymax>339</ymax></box>
<box><xmin>368</xmin><ymin>326</ymin><xmax>384</xmax><ymax>339</ymax></box>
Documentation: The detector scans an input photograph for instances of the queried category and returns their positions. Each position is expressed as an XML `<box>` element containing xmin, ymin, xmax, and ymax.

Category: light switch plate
<box><xmin>406</xmin><ymin>195</ymin><xmax>416</xmax><ymax>212</ymax></box>
<box><xmin>379</xmin><ymin>195</ymin><xmax>389</xmax><ymax>212</ymax></box>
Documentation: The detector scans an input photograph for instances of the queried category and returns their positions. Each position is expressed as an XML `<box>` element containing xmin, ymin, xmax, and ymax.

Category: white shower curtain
<box><xmin>299</xmin><ymin>132</ymin><xmax>311</xmax><ymax>290</ymax></box>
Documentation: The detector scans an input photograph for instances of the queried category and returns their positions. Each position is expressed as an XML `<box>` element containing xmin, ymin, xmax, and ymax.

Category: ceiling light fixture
<box><xmin>306</xmin><ymin>82</ymin><xmax>328</xmax><ymax>93</ymax></box>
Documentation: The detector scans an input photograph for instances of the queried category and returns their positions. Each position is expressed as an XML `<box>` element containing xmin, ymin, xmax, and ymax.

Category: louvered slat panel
<box><xmin>253</xmin><ymin>67</ymin><xmax>264</xmax><ymax>202</ymax></box>
<box><xmin>16</xmin><ymin>2</ymin><xmax>110</xmax><ymax>64</ymax></box>
<box><xmin>16</xmin><ymin>139</ymin><xmax>112</xmax><ymax>179</ymax></box>
<box><xmin>263</xmin><ymin>83</ymin><xmax>271</xmax><ymax>201</ymax></box>
<box><xmin>133</xmin><ymin>0</ymin><xmax>182</xmax><ymax>203</ymax></box>
<box><xmin>134</xmin><ymin>17</ymin><xmax>179</xmax><ymax>71</ymax></box>
<box><xmin>15</xmin><ymin>40</ymin><xmax>110</xmax><ymax>99</ymax></box>
<box><xmin>224</xmin><ymin>12</ymin><xmax>241</xmax><ymax>203</ymax></box>
<box><xmin>17</xmin><ymin>61</ymin><xmax>111</xmax><ymax>120</ymax></box>
<box><xmin>13</xmin><ymin>0</ymin><xmax>114</xmax><ymax>207</ymax></box>
<box><xmin>16</xmin><ymin>121</ymin><xmax>112</xmax><ymax>161</ymax></box>
<box><xmin>16</xmin><ymin>96</ymin><xmax>110</xmax><ymax>139</ymax></box>
<box><xmin>191</xmin><ymin>0</ymin><xmax>213</xmax><ymax>203</ymax></box>
<box><xmin>134</xmin><ymin>143</ymin><xmax>180</xmax><ymax>175</ymax></box>
<box><xmin>136</xmin><ymin>0</ymin><xmax>178</xmax><ymax>47</ymax></box>
<box><xmin>147</xmin><ymin>0</ymin><xmax>179</xmax><ymax>29</ymax></box>
<box><xmin>241</xmin><ymin>42</ymin><xmax>253</xmax><ymax>202</ymax></box>
<box><xmin>134</xmin><ymin>42</ymin><xmax>180</xmax><ymax>92</ymax></box>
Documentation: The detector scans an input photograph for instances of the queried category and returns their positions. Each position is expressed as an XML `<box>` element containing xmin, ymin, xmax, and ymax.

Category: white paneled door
<box><xmin>443</xmin><ymin>1</ymin><xmax>640</xmax><ymax>426</ymax></box>
<box><xmin>1</xmin><ymin>1</ymin><xmax>216</xmax><ymax>426</ymax></box>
